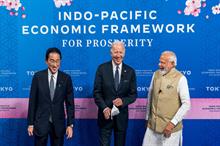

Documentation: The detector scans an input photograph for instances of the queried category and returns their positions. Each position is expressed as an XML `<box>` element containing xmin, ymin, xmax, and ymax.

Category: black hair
<box><xmin>45</xmin><ymin>47</ymin><xmax>62</xmax><ymax>60</ymax></box>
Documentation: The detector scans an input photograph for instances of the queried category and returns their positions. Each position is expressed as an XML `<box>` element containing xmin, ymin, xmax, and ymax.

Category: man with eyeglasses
<box><xmin>27</xmin><ymin>47</ymin><xmax>75</xmax><ymax>146</ymax></box>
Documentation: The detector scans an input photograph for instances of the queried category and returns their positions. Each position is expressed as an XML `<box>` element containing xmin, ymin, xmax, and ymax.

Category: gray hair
<box><xmin>161</xmin><ymin>51</ymin><xmax>177</xmax><ymax>66</ymax></box>
<box><xmin>111</xmin><ymin>41</ymin><xmax>125</xmax><ymax>51</ymax></box>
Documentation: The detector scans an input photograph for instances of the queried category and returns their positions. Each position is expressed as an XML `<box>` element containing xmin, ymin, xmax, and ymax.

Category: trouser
<box><xmin>142</xmin><ymin>127</ymin><xmax>182</xmax><ymax>146</ymax></box>
<box><xmin>34</xmin><ymin>122</ymin><xmax>64</xmax><ymax>146</ymax></box>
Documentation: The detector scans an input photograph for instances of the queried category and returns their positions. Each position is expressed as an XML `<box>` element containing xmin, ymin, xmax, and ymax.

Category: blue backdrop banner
<box><xmin>0</xmin><ymin>0</ymin><xmax>220</xmax><ymax>146</ymax></box>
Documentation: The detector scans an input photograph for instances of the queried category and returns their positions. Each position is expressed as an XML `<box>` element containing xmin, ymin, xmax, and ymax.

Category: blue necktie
<box><xmin>114</xmin><ymin>66</ymin><xmax>119</xmax><ymax>90</ymax></box>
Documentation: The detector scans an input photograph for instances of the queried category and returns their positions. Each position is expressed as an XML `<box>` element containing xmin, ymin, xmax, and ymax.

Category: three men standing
<box><xmin>27</xmin><ymin>47</ymin><xmax>190</xmax><ymax>146</ymax></box>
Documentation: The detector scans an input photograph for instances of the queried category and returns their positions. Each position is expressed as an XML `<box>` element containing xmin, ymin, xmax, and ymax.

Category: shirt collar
<box><xmin>112</xmin><ymin>61</ymin><xmax>122</xmax><ymax>70</ymax></box>
<box><xmin>48</xmin><ymin>69</ymin><xmax>58</xmax><ymax>80</ymax></box>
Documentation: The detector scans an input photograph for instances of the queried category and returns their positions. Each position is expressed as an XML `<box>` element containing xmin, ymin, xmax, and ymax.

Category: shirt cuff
<box><xmin>145</xmin><ymin>114</ymin><xmax>149</xmax><ymax>120</ymax></box>
<box><xmin>171</xmin><ymin>118</ymin><xmax>179</xmax><ymax>126</ymax></box>
<box><xmin>68</xmin><ymin>124</ymin><xmax>74</xmax><ymax>128</ymax></box>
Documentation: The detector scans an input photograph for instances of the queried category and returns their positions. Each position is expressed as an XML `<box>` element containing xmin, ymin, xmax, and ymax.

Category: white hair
<box><xmin>110</xmin><ymin>41</ymin><xmax>126</xmax><ymax>56</ymax></box>
<box><xmin>161</xmin><ymin>51</ymin><xmax>177</xmax><ymax>66</ymax></box>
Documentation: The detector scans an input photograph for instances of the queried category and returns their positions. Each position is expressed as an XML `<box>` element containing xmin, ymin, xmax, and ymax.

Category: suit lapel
<box><xmin>108</xmin><ymin>62</ymin><xmax>116</xmax><ymax>91</ymax></box>
<box><xmin>117</xmin><ymin>63</ymin><xmax>126</xmax><ymax>91</ymax></box>
<box><xmin>53</xmin><ymin>71</ymin><xmax>62</xmax><ymax>101</ymax></box>
<box><xmin>42</xmin><ymin>70</ymin><xmax>51</xmax><ymax>100</ymax></box>
<box><xmin>110</xmin><ymin>62</ymin><xmax>127</xmax><ymax>91</ymax></box>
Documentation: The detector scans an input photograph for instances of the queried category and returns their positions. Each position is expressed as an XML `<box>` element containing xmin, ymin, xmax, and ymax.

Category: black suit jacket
<box><xmin>27</xmin><ymin>69</ymin><xmax>74</xmax><ymax>137</ymax></box>
<box><xmin>93</xmin><ymin>61</ymin><xmax>137</xmax><ymax>130</ymax></box>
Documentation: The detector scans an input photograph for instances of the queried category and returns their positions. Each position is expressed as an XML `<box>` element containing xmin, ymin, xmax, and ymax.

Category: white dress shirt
<box><xmin>112</xmin><ymin>61</ymin><xmax>122</xmax><ymax>83</ymax></box>
<box><xmin>48</xmin><ymin>69</ymin><xmax>58</xmax><ymax>89</ymax></box>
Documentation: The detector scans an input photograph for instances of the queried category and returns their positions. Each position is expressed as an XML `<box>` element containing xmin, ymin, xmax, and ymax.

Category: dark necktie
<box><xmin>114</xmin><ymin>66</ymin><xmax>119</xmax><ymax>90</ymax></box>
<box><xmin>50</xmin><ymin>75</ymin><xmax>55</xmax><ymax>100</ymax></box>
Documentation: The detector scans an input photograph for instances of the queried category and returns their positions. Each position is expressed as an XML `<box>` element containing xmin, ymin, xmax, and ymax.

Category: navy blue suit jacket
<box><xmin>27</xmin><ymin>69</ymin><xmax>74</xmax><ymax>137</ymax></box>
<box><xmin>93</xmin><ymin>61</ymin><xmax>137</xmax><ymax>130</ymax></box>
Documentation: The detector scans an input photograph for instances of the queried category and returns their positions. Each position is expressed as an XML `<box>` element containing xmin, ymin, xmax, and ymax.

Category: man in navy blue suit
<box><xmin>27</xmin><ymin>47</ymin><xmax>74</xmax><ymax>146</ymax></box>
<box><xmin>93</xmin><ymin>41</ymin><xmax>137</xmax><ymax>146</ymax></box>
